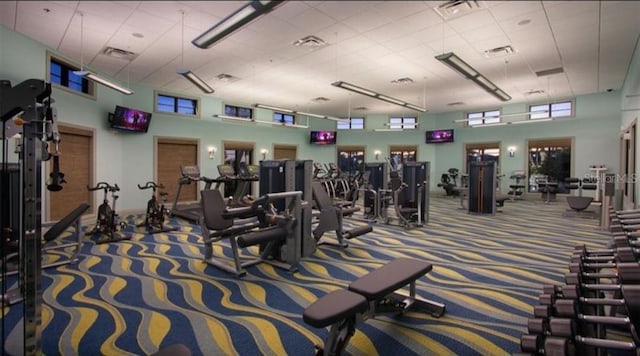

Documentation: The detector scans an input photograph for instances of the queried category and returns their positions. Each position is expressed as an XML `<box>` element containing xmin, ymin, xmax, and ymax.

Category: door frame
<box><xmin>45</xmin><ymin>123</ymin><xmax>95</xmax><ymax>221</ymax></box>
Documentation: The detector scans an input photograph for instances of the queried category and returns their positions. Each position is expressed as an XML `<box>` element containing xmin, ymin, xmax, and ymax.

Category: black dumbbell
<box><xmin>565</xmin><ymin>262</ymin><xmax>640</xmax><ymax>285</ymax></box>
<box><xmin>520</xmin><ymin>333</ymin><xmax>545</xmax><ymax>354</ymax></box>
<box><xmin>611</xmin><ymin>235</ymin><xmax>640</xmax><ymax>249</ymax></box>
<box><xmin>547</xmin><ymin>318</ymin><xmax>638</xmax><ymax>356</ymax></box>
<box><xmin>572</xmin><ymin>245</ymin><xmax>639</xmax><ymax>264</ymax></box>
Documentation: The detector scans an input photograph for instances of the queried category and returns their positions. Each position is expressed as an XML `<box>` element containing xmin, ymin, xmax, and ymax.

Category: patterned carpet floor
<box><xmin>2</xmin><ymin>195</ymin><xmax>612</xmax><ymax>355</ymax></box>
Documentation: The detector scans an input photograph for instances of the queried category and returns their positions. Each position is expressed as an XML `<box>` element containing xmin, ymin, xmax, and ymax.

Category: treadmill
<box><xmin>170</xmin><ymin>165</ymin><xmax>218</xmax><ymax>223</ymax></box>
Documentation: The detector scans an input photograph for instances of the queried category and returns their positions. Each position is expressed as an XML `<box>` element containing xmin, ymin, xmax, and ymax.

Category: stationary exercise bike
<box><xmin>137</xmin><ymin>181</ymin><xmax>176</xmax><ymax>234</ymax></box>
<box><xmin>85</xmin><ymin>182</ymin><xmax>130</xmax><ymax>244</ymax></box>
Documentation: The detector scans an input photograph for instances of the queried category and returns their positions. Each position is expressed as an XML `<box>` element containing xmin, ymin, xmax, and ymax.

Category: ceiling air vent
<box><xmin>484</xmin><ymin>45</ymin><xmax>515</xmax><ymax>58</ymax></box>
<box><xmin>391</xmin><ymin>77</ymin><xmax>414</xmax><ymax>85</ymax></box>
<box><xmin>101</xmin><ymin>46</ymin><xmax>137</xmax><ymax>61</ymax></box>
<box><xmin>353</xmin><ymin>106</ymin><xmax>368</xmax><ymax>111</ymax></box>
<box><xmin>214</xmin><ymin>73</ymin><xmax>239</xmax><ymax>83</ymax></box>
<box><xmin>312</xmin><ymin>97</ymin><xmax>330</xmax><ymax>102</ymax></box>
<box><xmin>525</xmin><ymin>89</ymin><xmax>545</xmax><ymax>95</ymax></box>
<box><xmin>447</xmin><ymin>101</ymin><xmax>464</xmax><ymax>106</ymax></box>
<box><xmin>434</xmin><ymin>0</ymin><xmax>487</xmax><ymax>19</ymax></box>
<box><xmin>535</xmin><ymin>67</ymin><xmax>564</xmax><ymax>77</ymax></box>
<box><xmin>293</xmin><ymin>35</ymin><xmax>327</xmax><ymax>48</ymax></box>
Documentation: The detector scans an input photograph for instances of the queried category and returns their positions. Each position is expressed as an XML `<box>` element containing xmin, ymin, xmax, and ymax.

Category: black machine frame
<box><xmin>1</xmin><ymin>79</ymin><xmax>57</xmax><ymax>354</ymax></box>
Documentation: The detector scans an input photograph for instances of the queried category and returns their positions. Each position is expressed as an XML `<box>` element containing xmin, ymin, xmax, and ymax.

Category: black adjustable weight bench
<box><xmin>303</xmin><ymin>258</ymin><xmax>446</xmax><ymax>355</ymax></box>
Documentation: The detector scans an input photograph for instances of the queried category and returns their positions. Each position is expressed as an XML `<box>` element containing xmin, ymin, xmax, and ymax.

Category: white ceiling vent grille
<box><xmin>293</xmin><ymin>35</ymin><xmax>327</xmax><ymax>48</ymax></box>
<box><xmin>484</xmin><ymin>45</ymin><xmax>515</xmax><ymax>58</ymax></box>
<box><xmin>214</xmin><ymin>73</ymin><xmax>239</xmax><ymax>83</ymax></box>
<box><xmin>101</xmin><ymin>46</ymin><xmax>137</xmax><ymax>61</ymax></box>
<box><xmin>353</xmin><ymin>106</ymin><xmax>368</xmax><ymax>111</ymax></box>
<box><xmin>391</xmin><ymin>77</ymin><xmax>414</xmax><ymax>85</ymax></box>
<box><xmin>434</xmin><ymin>0</ymin><xmax>487</xmax><ymax>19</ymax></box>
<box><xmin>525</xmin><ymin>89</ymin><xmax>545</xmax><ymax>95</ymax></box>
<box><xmin>312</xmin><ymin>97</ymin><xmax>330</xmax><ymax>102</ymax></box>
<box><xmin>447</xmin><ymin>101</ymin><xmax>464</xmax><ymax>106</ymax></box>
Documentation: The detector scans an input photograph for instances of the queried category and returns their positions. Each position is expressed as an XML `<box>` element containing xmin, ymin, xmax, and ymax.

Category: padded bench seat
<box><xmin>348</xmin><ymin>258</ymin><xmax>432</xmax><ymax>301</ymax></box>
<box><xmin>303</xmin><ymin>289</ymin><xmax>368</xmax><ymax>328</ymax></box>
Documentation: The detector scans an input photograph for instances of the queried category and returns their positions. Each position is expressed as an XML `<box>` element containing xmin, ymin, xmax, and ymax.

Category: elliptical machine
<box><xmin>137</xmin><ymin>181</ymin><xmax>176</xmax><ymax>234</ymax></box>
<box><xmin>85</xmin><ymin>182</ymin><xmax>130</xmax><ymax>243</ymax></box>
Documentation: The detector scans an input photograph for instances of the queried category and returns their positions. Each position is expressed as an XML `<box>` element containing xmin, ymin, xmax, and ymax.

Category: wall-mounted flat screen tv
<box><xmin>310</xmin><ymin>130</ymin><xmax>337</xmax><ymax>145</ymax></box>
<box><xmin>425</xmin><ymin>129</ymin><xmax>454</xmax><ymax>143</ymax></box>
<box><xmin>110</xmin><ymin>105</ymin><xmax>152</xmax><ymax>133</ymax></box>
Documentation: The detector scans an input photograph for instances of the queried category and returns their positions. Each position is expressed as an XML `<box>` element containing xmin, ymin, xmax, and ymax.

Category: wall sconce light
<box><xmin>508</xmin><ymin>146</ymin><xmax>516</xmax><ymax>157</ymax></box>
<box><xmin>208</xmin><ymin>146</ymin><xmax>217</xmax><ymax>160</ymax></box>
<box><xmin>260</xmin><ymin>148</ymin><xmax>269</xmax><ymax>160</ymax></box>
<box><xmin>374</xmin><ymin>150</ymin><xmax>381</xmax><ymax>160</ymax></box>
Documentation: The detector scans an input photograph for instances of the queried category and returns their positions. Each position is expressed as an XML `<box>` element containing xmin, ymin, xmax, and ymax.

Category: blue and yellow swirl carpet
<box><xmin>2</xmin><ymin>196</ymin><xmax>611</xmax><ymax>355</ymax></box>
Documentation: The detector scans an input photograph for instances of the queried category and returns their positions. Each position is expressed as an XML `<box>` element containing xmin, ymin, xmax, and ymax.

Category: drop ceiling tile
<box><xmin>446</xmin><ymin>9</ymin><xmax>496</xmax><ymax>34</ymax></box>
<box><xmin>0</xmin><ymin>2</ymin><xmax>17</xmax><ymax>28</ymax></box>
<box><xmin>313</xmin><ymin>1</ymin><xmax>375</xmax><ymax>21</ymax></box>
<box><xmin>341</xmin><ymin>8</ymin><xmax>391</xmax><ymax>34</ymax></box>
<box><xmin>284</xmin><ymin>7</ymin><xmax>336</xmax><ymax>34</ymax></box>
<box><xmin>488</xmin><ymin>1</ymin><xmax>543</xmax><ymax>21</ymax></box>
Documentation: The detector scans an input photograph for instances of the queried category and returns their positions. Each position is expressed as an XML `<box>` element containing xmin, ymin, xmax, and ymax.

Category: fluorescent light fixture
<box><xmin>178</xmin><ymin>69</ymin><xmax>214</xmax><ymax>94</ymax></box>
<box><xmin>255</xmin><ymin>103</ymin><xmax>294</xmax><ymax>113</ymax></box>
<box><xmin>374</xmin><ymin>128</ymin><xmax>403</xmax><ymax>132</ymax></box>
<box><xmin>214</xmin><ymin>114</ymin><xmax>253</xmax><ymax>121</ymax></box>
<box><xmin>471</xmin><ymin>122</ymin><xmax>507</xmax><ymax>127</ymax></box>
<box><xmin>256</xmin><ymin>104</ymin><xmax>348</xmax><ymax>122</ymax></box>
<box><xmin>192</xmin><ymin>0</ymin><xmax>284</xmax><ymax>49</ymax></box>
<box><xmin>510</xmin><ymin>118</ymin><xmax>552</xmax><ymax>125</ymax></box>
<box><xmin>78</xmin><ymin>71</ymin><xmax>134</xmax><ymax>95</ymax></box>
<box><xmin>331</xmin><ymin>80</ymin><xmax>427</xmax><ymax>112</ymax></box>
<box><xmin>435</xmin><ymin>52</ymin><xmax>511</xmax><ymax>102</ymax></box>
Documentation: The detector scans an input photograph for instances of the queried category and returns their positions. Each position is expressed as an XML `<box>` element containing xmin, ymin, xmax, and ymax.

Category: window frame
<box><xmin>154</xmin><ymin>91</ymin><xmax>201</xmax><ymax>118</ymax></box>
<box><xmin>388</xmin><ymin>116</ymin><xmax>418</xmax><ymax>130</ymax></box>
<box><xmin>224</xmin><ymin>104</ymin><xmax>253</xmax><ymax>120</ymax></box>
<box><xmin>465</xmin><ymin>109</ymin><xmax>501</xmax><ymax>127</ymax></box>
<box><xmin>273</xmin><ymin>112</ymin><xmax>296</xmax><ymax>125</ymax></box>
<box><xmin>46</xmin><ymin>51</ymin><xmax>96</xmax><ymax>100</ymax></box>
<box><xmin>528</xmin><ymin>100</ymin><xmax>575</xmax><ymax>120</ymax></box>
<box><xmin>337</xmin><ymin>117</ymin><xmax>365</xmax><ymax>130</ymax></box>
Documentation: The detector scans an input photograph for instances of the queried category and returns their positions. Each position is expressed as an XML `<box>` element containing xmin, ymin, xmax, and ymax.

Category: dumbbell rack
<box><xmin>519</xmin><ymin>207</ymin><xmax>640</xmax><ymax>355</ymax></box>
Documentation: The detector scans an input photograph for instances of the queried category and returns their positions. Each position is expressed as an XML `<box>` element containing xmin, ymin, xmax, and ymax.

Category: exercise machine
<box><xmin>137</xmin><ymin>182</ymin><xmax>176</xmax><ymax>234</ymax></box>
<box><xmin>437</xmin><ymin>168</ymin><xmax>460</xmax><ymax>196</ymax></box>
<box><xmin>468</xmin><ymin>161</ymin><xmax>497</xmax><ymax>215</ymax></box>
<box><xmin>85</xmin><ymin>182</ymin><xmax>130</xmax><ymax>244</ymax></box>
<box><xmin>171</xmin><ymin>165</ymin><xmax>217</xmax><ymax>223</ymax></box>
<box><xmin>199</xmin><ymin>189</ymin><xmax>303</xmax><ymax>277</ymax></box>
<box><xmin>260</xmin><ymin>159</ymin><xmax>316</xmax><ymax>257</ymax></box>
<box><xmin>311</xmin><ymin>181</ymin><xmax>373</xmax><ymax>247</ymax></box>
<box><xmin>303</xmin><ymin>258</ymin><xmax>446</xmax><ymax>355</ymax></box>
<box><xmin>507</xmin><ymin>170</ymin><xmax>526</xmax><ymax>201</ymax></box>
<box><xmin>564</xmin><ymin>178</ymin><xmax>598</xmax><ymax>218</ymax></box>
<box><xmin>1</xmin><ymin>79</ymin><xmax>60</xmax><ymax>354</ymax></box>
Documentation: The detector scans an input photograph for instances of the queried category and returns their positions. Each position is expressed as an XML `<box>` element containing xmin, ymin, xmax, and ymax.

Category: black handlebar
<box><xmin>137</xmin><ymin>181</ymin><xmax>164</xmax><ymax>190</ymax></box>
<box><xmin>87</xmin><ymin>182</ymin><xmax>119</xmax><ymax>192</ymax></box>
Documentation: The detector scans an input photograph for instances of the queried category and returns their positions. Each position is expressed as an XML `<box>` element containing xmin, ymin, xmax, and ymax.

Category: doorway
<box><xmin>156</xmin><ymin>138</ymin><xmax>199</xmax><ymax>203</ymax></box>
<box><xmin>222</xmin><ymin>141</ymin><xmax>255</xmax><ymax>197</ymax></box>
<box><xmin>273</xmin><ymin>144</ymin><xmax>297</xmax><ymax>160</ymax></box>
<box><xmin>47</xmin><ymin>125</ymin><xmax>94</xmax><ymax>220</ymax></box>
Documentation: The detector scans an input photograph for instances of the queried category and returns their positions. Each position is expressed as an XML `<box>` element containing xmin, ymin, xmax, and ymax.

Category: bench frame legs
<box><xmin>319</xmin><ymin>281</ymin><xmax>445</xmax><ymax>355</ymax></box>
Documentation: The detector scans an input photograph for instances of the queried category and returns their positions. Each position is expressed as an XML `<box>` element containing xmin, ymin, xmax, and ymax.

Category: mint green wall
<box><xmin>0</xmin><ymin>23</ymin><xmax>632</xmax><ymax>209</ymax></box>
<box><xmin>428</xmin><ymin>92</ymin><xmax>621</xmax><ymax>193</ymax></box>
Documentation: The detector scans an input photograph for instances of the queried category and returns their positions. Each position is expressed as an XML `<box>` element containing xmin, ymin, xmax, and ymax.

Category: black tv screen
<box><xmin>310</xmin><ymin>130</ymin><xmax>337</xmax><ymax>145</ymax></box>
<box><xmin>110</xmin><ymin>105</ymin><xmax>152</xmax><ymax>133</ymax></box>
<box><xmin>426</xmin><ymin>129</ymin><xmax>454</xmax><ymax>143</ymax></box>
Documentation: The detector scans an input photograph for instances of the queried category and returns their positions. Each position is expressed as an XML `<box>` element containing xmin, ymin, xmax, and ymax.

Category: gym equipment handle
<box><xmin>87</xmin><ymin>182</ymin><xmax>119</xmax><ymax>192</ymax></box>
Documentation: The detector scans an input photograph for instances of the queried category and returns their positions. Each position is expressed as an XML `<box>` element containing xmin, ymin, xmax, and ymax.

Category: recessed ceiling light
<box><xmin>484</xmin><ymin>45</ymin><xmax>515</xmax><ymax>58</ymax></box>
<box><xmin>132</xmin><ymin>32</ymin><xmax>144</xmax><ymax>38</ymax></box>
<box><xmin>518</xmin><ymin>19</ymin><xmax>531</xmax><ymax>26</ymax></box>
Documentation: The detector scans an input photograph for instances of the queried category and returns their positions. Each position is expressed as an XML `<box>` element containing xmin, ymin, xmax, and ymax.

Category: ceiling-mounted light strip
<box><xmin>214</xmin><ymin>114</ymin><xmax>253</xmax><ymax>121</ymax></box>
<box><xmin>435</xmin><ymin>52</ymin><xmax>511</xmax><ymax>102</ymax></box>
<box><xmin>510</xmin><ymin>118</ymin><xmax>552</xmax><ymax>125</ymax></box>
<box><xmin>80</xmin><ymin>71</ymin><xmax>134</xmax><ymax>95</ymax></box>
<box><xmin>255</xmin><ymin>104</ymin><xmax>349</xmax><ymax>122</ymax></box>
<box><xmin>331</xmin><ymin>81</ymin><xmax>427</xmax><ymax>112</ymax></box>
<box><xmin>177</xmin><ymin>70</ymin><xmax>214</xmax><ymax>94</ymax></box>
<box><xmin>192</xmin><ymin>0</ymin><xmax>285</xmax><ymax>49</ymax></box>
